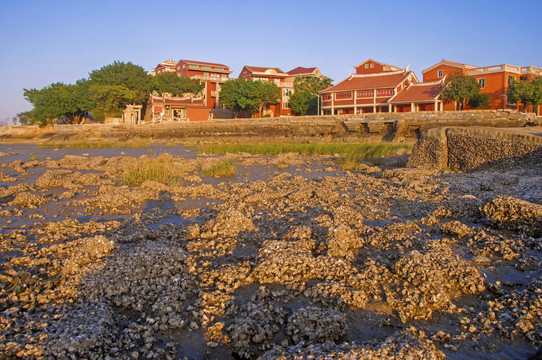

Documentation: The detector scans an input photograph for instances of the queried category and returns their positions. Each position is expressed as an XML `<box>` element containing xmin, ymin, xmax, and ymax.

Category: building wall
<box><xmin>471</xmin><ymin>72</ymin><xmax>520</xmax><ymax>110</ymax></box>
<box><xmin>187</xmin><ymin>108</ymin><xmax>210</xmax><ymax>121</ymax></box>
<box><xmin>355</xmin><ymin>61</ymin><xmax>385</xmax><ymax>74</ymax></box>
<box><xmin>423</xmin><ymin>64</ymin><xmax>469</xmax><ymax>82</ymax></box>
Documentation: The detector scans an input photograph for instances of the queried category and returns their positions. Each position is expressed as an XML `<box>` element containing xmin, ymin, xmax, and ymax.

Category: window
<box><xmin>357</xmin><ymin>90</ymin><xmax>373</xmax><ymax>98</ymax></box>
<box><xmin>204</xmin><ymin>72</ymin><xmax>209</xmax><ymax>76</ymax></box>
<box><xmin>282</xmin><ymin>102</ymin><xmax>290</xmax><ymax>109</ymax></box>
<box><xmin>323</xmin><ymin>94</ymin><xmax>332</xmax><ymax>100</ymax></box>
<box><xmin>370</xmin><ymin>63</ymin><xmax>374</xmax><ymax>68</ymax></box>
<box><xmin>438</xmin><ymin>70</ymin><xmax>443</xmax><ymax>78</ymax></box>
<box><xmin>478</xmin><ymin>78</ymin><xmax>485</xmax><ymax>89</ymax></box>
<box><xmin>336</xmin><ymin>91</ymin><xmax>352</xmax><ymax>100</ymax></box>
<box><xmin>365</xmin><ymin>64</ymin><xmax>369</xmax><ymax>68</ymax></box>
<box><xmin>508</xmin><ymin>75</ymin><xmax>516</xmax><ymax>87</ymax></box>
<box><xmin>222</xmin><ymin>74</ymin><xmax>228</xmax><ymax>78</ymax></box>
<box><xmin>283</xmin><ymin>88</ymin><xmax>293</xmax><ymax>96</ymax></box>
<box><xmin>215</xmin><ymin>67</ymin><xmax>223</xmax><ymax>70</ymax></box>
<box><xmin>202</xmin><ymin>65</ymin><xmax>211</xmax><ymax>69</ymax></box>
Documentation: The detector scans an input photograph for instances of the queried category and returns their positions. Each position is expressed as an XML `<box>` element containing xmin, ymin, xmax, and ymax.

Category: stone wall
<box><xmin>0</xmin><ymin>110</ymin><xmax>538</xmax><ymax>144</ymax></box>
<box><xmin>408</xmin><ymin>127</ymin><xmax>542</xmax><ymax>171</ymax></box>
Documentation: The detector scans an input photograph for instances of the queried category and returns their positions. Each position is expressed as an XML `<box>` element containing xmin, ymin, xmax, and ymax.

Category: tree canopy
<box><xmin>289</xmin><ymin>76</ymin><xmax>332</xmax><ymax>115</ymax></box>
<box><xmin>219</xmin><ymin>79</ymin><xmax>281</xmax><ymax>117</ymax></box>
<box><xmin>152</xmin><ymin>72</ymin><xmax>204</xmax><ymax>96</ymax></box>
<box><xmin>507</xmin><ymin>78</ymin><xmax>542</xmax><ymax>114</ymax></box>
<box><xmin>21</xmin><ymin>83</ymin><xmax>82</xmax><ymax>127</ymax></box>
<box><xmin>19</xmin><ymin>61</ymin><xmax>210</xmax><ymax>125</ymax></box>
<box><xmin>439</xmin><ymin>71</ymin><xmax>481</xmax><ymax>110</ymax></box>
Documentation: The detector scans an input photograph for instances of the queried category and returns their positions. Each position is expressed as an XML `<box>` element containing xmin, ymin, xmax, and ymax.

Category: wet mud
<box><xmin>0</xmin><ymin>144</ymin><xmax>541</xmax><ymax>359</ymax></box>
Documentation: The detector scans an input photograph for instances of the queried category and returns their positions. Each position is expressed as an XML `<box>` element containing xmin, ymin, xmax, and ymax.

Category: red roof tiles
<box><xmin>322</xmin><ymin>71</ymin><xmax>413</xmax><ymax>93</ymax></box>
<box><xmin>287</xmin><ymin>66</ymin><xmax>317</xmax><ymax>75</ymax></box>
<box><xmin>388</xmin><ymin>82</ymin><xmax>441</xmax><ymax>103</ymax></box>
<box><xmin>179</xmin><ymin>59</ymin><xmax>230</xmax><ymax>68</ymax></box>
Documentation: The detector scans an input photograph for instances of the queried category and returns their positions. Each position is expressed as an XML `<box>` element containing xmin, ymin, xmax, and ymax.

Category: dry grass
<box><xmin>122</xmin><ymin>154</ymin><xmax>181</xmax><ymax>186</ymax></box>
<box><xmin>200</xmin><ymin>159</ymin><xmax>237</xmax><ymax>178</ymax></box>
<box><xmin>201</xmin><ymin>142</ymin><xmax>412</xmax><ymax>170</ymax></box>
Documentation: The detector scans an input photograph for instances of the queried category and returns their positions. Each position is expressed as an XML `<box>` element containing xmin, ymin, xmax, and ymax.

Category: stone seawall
<box><xmin>408</xmin><ymin>126</ymin><xmax>542</xmax><ymax>171</ymax></box>
<box><xmin>0</xmin><ymin>110</ymin><xmax>538</xmax><ymax>144</ymax></box>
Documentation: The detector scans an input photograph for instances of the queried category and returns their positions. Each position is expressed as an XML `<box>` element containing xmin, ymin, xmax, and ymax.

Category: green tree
<box><xmin>219</xmin><ymin>79</ymin><xmax>281</xmax><ymax>117</ymax></box>
<box><xmin>89</xmin><ymin>84</ymin><xmax>137</xmax><ymax>122</ymax></box>
<box><xmin>289</xmin><ymin>76</ymin><xmax>332</xmax><ymax>115</ymax></box>
<box><xmin>152</xmin><ymin>72</ymin><xmax>204</xmax><ymax>96</ymax></box>
<box><xmin>507</xmin><ymin>78</ymin><xmax>542</xmax><ymax>114</ymax></box>
<box><xmin>439</xmin><ymin>71</ymin><xmax>481</xmax><ymax>110</ymax></box>
<box><xmin>88</xmin><ymin>61</ymin><xmax>152</xmax><ymax>105</ymax></box>
<box><xmin>22</xmin><ymin>83</ymin><xmax>79</xmax><ymax>127</ymax></box>
<box><xmin>219</xmin><ymin>79</ymin><xmax>243</xmax><ymax>113</ymax></box>
<box><xmin>468</xmin><ymin>93</ymin><xmax>490</xmax><ymax>109</ymax></box>
<box><xmin>293</xmin><ymin>76</ymin><xmax>332</xmax><ymax>93</ymax></box>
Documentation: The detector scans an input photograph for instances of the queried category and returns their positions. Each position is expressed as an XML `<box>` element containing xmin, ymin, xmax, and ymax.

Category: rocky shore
<box><xmin>0</xmin><ymin>134</ymin><xmax>541</xmax><ymax>359</ymax></box>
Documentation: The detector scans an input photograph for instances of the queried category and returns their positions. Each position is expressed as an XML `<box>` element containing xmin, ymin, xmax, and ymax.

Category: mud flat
<box><xmin>0</xmin><ymin>137</ymin><xmax>541</xmax><ymax>359</ymax></box>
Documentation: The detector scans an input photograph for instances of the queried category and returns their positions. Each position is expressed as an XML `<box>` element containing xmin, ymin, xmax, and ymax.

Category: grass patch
<box><xmin>200</xmin><ymin>159</ymin><xmax>237</xmax><ymax>178</ymax></box>
<box><xmin>39</xmin><ymin>139</ymin><xmax>149</xmax><ymax>149</ymax></box>
<box><xmin>123</xmin><ymin>154</ymin><xmax>181</xmax><ymax>186</ymax></box>
<box><xmin>200</xmin><ymin>142</ymin><xmax>412</xmax><ymax>170</ymax></box>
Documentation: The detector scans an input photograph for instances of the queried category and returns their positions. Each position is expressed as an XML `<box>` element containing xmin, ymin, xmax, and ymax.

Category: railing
<box><xmin>469</xmin><ymin>64</ymin><xmax>522</xmax><ymax>75</ymax></box>
<box><xmin>191</xmin><ymin>75</ymin><xmax>230</xmax><ymax>82</ymax></box>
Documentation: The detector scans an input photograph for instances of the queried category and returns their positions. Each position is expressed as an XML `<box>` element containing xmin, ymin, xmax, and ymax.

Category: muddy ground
<box><xmin>0</xmin><ymin>144</ymin><xmax>540</xmax><ymax>359</ymax></box>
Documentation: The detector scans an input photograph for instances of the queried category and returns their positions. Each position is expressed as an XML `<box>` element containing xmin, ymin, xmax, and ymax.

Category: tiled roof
<box><xmin>179</xmin><ymin>59</ymin><xmax>230</xmax><ymax>68</ymax></box>
<box><xmin>244</xmin><ymin>66</ymin><xmax>287</xmax><ymax>75</ymax></box>
<box><xmin>388</xmin><ymin>82</ymin><xmax>441</xmax><ymax>103</ymax></box>
<box><xmin>421</xmin><ymin>59</ymin><xmax>477</xmax><ymax>74</ymax></box>
<box><xmin>287</xmin><ymin>66</ymin><xmax>317</xmax><ymax>75</ymax></box>
<box><xmin>354</xmin><ymin>59</ymin><xmax>401</xmax><ymax>71</ymax></box>
<box><xmin>321</xmin><ymin>71</ymin><xmax>413</xmax><ymax>93</ymax></box>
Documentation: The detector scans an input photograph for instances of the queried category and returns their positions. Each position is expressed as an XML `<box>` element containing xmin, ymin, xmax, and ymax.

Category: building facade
<box><xmin>319</xmin><ymin>60</ymin><xmax>442</xmax><ymax>115</ymax></box>
<box><xmin>151</xmin><ymin>60</ymin><xmax>177</xmax><ymax>76</ymax></box>
<box><xmin>146</xmin><ymin>94</ymin><xmax>210</xmax><ymax>122</ymax></box>
<box><xmin>175</xmin><ymin>59</ymin><xmax>232</xmax><ymax>109</ymax></box>
<box><xmin>239</xmin><ymin>66</ymin><xmax>294</xmax><ymax>117</ymax></box>
<box><xmin>423</xmin><ymin>60</ymin><xmax>542</xmax><ymax>111</ymax></box>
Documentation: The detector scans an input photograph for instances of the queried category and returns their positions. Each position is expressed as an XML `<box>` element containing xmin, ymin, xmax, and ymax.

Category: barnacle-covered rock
<box><xmin>483</xmin><ymin>195</ymin><xmax>542</xmax><ymax>237</ymax></box>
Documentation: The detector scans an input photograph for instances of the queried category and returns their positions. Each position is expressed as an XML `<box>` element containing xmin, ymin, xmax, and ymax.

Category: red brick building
<box><xmin>239</xmin><ymin>66</ymin><xmax>294</xmax><ymax>117</ymax></box>
<box><xmin>421</xmin><ymin>59</ymin><xmax>477</xmax><ymax>83</ymax></box>
<box><xmin>319</xmin><ymin>60</ymin><xmax>440</xmax><ymax>115</ymax></box>
<box><xmin>146</xmin><ymin>94</ymin><xmax>210</xmax><ymax>122</ymax></box>
<box><xmin>151</xmin><ymin>60</ymin><xmax>177</xmax><ymax>76</ymax></box>
<box><xmin>175</xmin><ymin>59</ymin><xmax>232</xmax><ymax>109</ymax></box>
<box><xmin>423</xmin><ymin>60</ymin><xmax>542</xmax><ymax>112</ymax></box>
<box><xmin>286</xmin><ymin>66</ymin><xmax>327</xmax><ymax>80</ymax></box>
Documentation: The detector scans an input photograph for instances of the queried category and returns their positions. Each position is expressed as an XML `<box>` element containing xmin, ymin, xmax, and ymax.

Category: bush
<box><xmin>468</xmin><ymin>93</ymin><xmax>490</xmax><ymax>109</ymax></box>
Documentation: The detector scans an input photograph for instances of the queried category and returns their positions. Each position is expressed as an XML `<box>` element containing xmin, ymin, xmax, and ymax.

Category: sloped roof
<box><xmin>287</xmin><ymin>66</ymin><xmax>317</xmax><ymax>75</ymax></box>
<box><xmin>421</xmin><ymin>59</ymin><xmax>477</xmax><ymax>74</ymax></box>
<box><xmin>179</xmin><ymin>59</ymin><xmax>230</xmax><ymax>68</ymax></box>
<box><xmin>388</xmin><ymin>81</ymin><xmax>442</xmax><ymax>104</ymax></box>
<box><xmin>354</xmin><ymin>59</ymin><xmax>401</xmax><ymax>71</ymax></box>
<box><xmin>243</xmin><ymin>66</ymin><xmax>287</xmax><ymax>76</ymax></box>
<box><xmin>321</xmin><ymin>70</ymin><xmax>414</xmax><ymax>93</ymax></box>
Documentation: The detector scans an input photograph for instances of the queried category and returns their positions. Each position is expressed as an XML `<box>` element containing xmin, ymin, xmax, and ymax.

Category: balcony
<box><xmin>191</xmin><ymin>75</ymin><xmax>230</xmax><ymax>82</ymax></box>
<box><xmin>469</xmin><ymin>64</ymin><xmax>522</xmax><ymax>75</ymax></box>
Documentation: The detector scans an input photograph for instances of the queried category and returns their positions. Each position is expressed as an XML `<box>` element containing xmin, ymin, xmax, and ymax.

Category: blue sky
<box><xmin>1</xmin><ymin>0</ymin><xmax>541</xmax><ymax>123</ymax></box>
